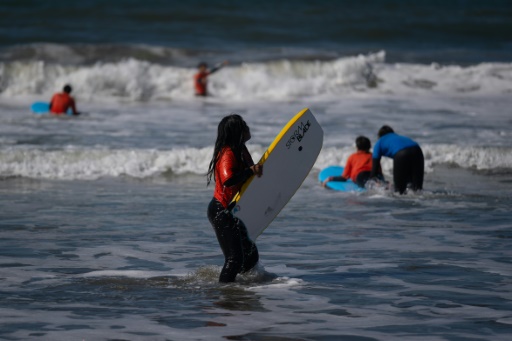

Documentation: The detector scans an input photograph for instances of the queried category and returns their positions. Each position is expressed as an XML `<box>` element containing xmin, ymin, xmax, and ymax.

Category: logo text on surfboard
<box><xmin>286</xmin><ymin>120</ymin><xmax>311</xmax><ymax>149</ymax></box>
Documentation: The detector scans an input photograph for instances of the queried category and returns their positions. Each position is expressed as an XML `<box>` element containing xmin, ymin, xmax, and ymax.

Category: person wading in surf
<box><xmin>194</xmin><ymin>61</ymin><xmax>228</xmax><ymax>96</ymax></box>
<box><xmin>206</xmin><ymin>114</ymin><xmax>263</xmax><ymax>283</ymax></box>
<box><xmin>370</xmin><ymin>125</ymin><xmax>424</xmax><ymax>194</ymax></box>
<box><xmin>49</xmin><ymin>84</ymin><xmax>80</xmax><ymax>115</ymax></box>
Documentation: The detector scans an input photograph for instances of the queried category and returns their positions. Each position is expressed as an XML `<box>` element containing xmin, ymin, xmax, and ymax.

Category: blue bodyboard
<box><xmin>318</xmin><ymin>166</ymin><xmax>364</xmax><ymax>192</ymax></box>
<box><xmin>31</xmin><ymin>102</ymin><xmax>73</xmax><ymax>115</ymax></box>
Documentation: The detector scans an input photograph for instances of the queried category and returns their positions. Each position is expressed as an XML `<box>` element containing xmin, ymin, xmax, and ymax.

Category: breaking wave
<box><xmin>1</xmin><ymin>49</ymin><xmax>511</xmax><ymax>102</ymax></box>
<box><xmin>1</xmin><ymin>144</ymin><xmax>510</xmax><ymax>180</ymax></box>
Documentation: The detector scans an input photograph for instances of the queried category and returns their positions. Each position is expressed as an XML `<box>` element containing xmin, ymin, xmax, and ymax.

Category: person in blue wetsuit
<box><xmin>370</xmin><ymin>125</ymin><xmax>424</xmax><ymax>194</ymax></box>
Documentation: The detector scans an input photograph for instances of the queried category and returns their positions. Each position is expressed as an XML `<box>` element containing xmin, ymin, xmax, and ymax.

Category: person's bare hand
<box><xmin>322</xmin><ymin>176</ymin><xmax>333</xmax><ymax>187</ymax></box>
<box><xmin>251</xmin><ymin>164</ymin><xmax>263</xmax><ymax>177</ymax></box>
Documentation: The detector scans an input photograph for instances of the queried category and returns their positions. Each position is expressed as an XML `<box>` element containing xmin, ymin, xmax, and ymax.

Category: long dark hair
<box><xmin>207</xmin><ymin>114</ymin><xmax>248</xmax><ymax>186</ymax></box>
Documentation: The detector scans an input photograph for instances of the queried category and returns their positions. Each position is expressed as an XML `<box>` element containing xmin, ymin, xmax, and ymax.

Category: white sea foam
<box><xmin>0</xmin><ymin>144</ymin><xmax>510</xmax><ymax>180</ymax></box>
<box><xmin>315</xmin><ymin>144</ymin><xmax>512</xmax><ymax>174</ymax></box>
<box><xmin>1</xmin><ymin>51</ymin><xmax>511</xmax><ymax>102</ymax></box>
<box><xmin>0</xmin><ymin>145</ymin><xmax>214</xmax><ymax>180</ymax></box>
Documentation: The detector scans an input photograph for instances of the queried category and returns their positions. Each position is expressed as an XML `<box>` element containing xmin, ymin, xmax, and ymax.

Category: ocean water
<box><xmin>1</xmin><ymin>1</ymin><xmax>512</xmax><ymax>340</ymax></box>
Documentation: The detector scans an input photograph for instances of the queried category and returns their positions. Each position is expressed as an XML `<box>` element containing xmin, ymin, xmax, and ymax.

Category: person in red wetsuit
<box><xmin>206</xmin><ymin>114</ymin><xmax>263</xmax><ymax>283</ymax></box>
<box><xmin>49</xmin><ymin>84</ymin><xmax>79</xmax><ymax>115</ymax></box>
<box><xmin>194</xmin><ymin>61</ymin><xmax>227</xmax><ymax>96</ymax></box>
<box><xmin>322</xmin><ymin>136</ymin><xmax>384</xmax><ymax>188</ymax></box>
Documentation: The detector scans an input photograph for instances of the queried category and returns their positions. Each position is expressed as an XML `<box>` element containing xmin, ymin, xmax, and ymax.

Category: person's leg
<box><xmin>207</xmin><ymin>199</ymin><xmax>243</xmax><ymax>282</ymax></box>
<box><xmin>409</xmin><ymin>146</ymin><xmax>424</xmax><ymax>191</ymax></box>
<box><xmin>393</xmin><ymin>150</ymin><xmax>409</xmax><ymax>194</ymax></box>
<box><xmin>236</xmin><ymin>219</ymin><xmax>259</xmax><ymax>273</ymax></box>
<box><xmin>355</xmin><ymin>171</ymin><xmax>371</xmax><ymax>188</ymax></box>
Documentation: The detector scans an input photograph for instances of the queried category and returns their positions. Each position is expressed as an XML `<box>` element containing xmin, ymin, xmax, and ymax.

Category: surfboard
<box><xmin>318</xmin><ymin>166</ymin><xmax>364</xmax><ymax>192</ymax></box>
<box><xmin>30</xmin><ymin>102</ymin><xmax>73</xmax><ymax>115</ymax></box>
<box><xmin>232</xmin><ymin>108</ymin><xmax>323</xmax><ymax>240</ymax></box>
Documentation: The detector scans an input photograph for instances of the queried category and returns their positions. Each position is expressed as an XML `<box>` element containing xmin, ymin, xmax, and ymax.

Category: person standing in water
<box><xmin>194</xmin><ymin>61</ymin><xmax>228</xmax><ymax>96</ymax></box>
<box><xmin>206</xmin><ymin>114</ymin><xmax>263</xmax><ymax>283</ymax></box>
<box><xmin>49</xmin><ymin>84</ymin><xmax>79</xmax><ymax>115</ymax></box>
<box><xmin>370</xmin><ymin>125</ymin><xmax>424</xmax><ymax>194</ymax></box>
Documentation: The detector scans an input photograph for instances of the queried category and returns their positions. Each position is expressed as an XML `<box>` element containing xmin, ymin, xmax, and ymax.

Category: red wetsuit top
<box><xmin>342</xmin><ymin>150</ymin><xmax>373</xmax><ymax>182</ymax></box>
<box><xmin>194</xmin><ymin>71</ymin><xmax>209</xmax><ymax>96</ymax></box>
<box><xmin>214</xmin><ymin>146</ymin><xmax>254</xmax><ymax>208</ymax></box>
<box><xmin>50</xmin><ymin>92</ymin><xmax>76</xmax><ymax>114</ymax></box>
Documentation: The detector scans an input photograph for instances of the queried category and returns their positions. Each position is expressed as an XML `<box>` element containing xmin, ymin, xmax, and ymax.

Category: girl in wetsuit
<box><xmin>370</xmin><ymin>125</ymin><xmax>424</xmax><ymax>194</ymax></box>
<box><xmin>206</xmin><ymin>114</ymin><xmax>263</xmax><ymax>283</ymax></box>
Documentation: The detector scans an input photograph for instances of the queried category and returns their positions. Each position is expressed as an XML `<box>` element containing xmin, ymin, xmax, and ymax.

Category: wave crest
<box><xmin>3</xmin><ymin>50</ymin><xmax>510</xmax><ymax>101</ymax></box>
<box><xmin>1</xmin><ymin>144</ymin><xmax>510</xmax><ymax>181</ymax></box>
<box><xmin>315</xmin><ymin>144</ymin><xmax>512</xmax><ymax>175</ymax></box>
<box><xmin>0</xmin><ymin>146</ymin><xmax>213</xmax><ymax>180</ymax></box>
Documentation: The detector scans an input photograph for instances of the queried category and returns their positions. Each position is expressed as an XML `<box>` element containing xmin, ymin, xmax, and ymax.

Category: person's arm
<box><xmin>370</xmin><ymin>140</ymin><xmax>382</xmax><ymax>178</ymax></box>
<box><xmin>224</xmin><ymin>168</ymin><xmax>254</xmax><ymax>187</ymax></box>
<box><xmin>224</xmin><ymin>164</ymin><xmax>262</xmax><ymax>187</ymax></box>
<box><xmin>377</xmin><ymin>163</ymin><xmax>384</xmax><ymax>179</ymax></box>
<box><xmin>217</xmin><ymin>150</ymin><xmax>262</xmax><ymax>188</ymax></box>
<box><xmin>322</xmin><ymin>175</ymin><xmax>347</xmax><ymax>187</ymax></box>
<box><xmin>326</xmin><ymin>175</ymin><xmax>347</xmax><ymax>182</ymax></box>
<box><xmin>49</xmin><ymin>94</ymin><xmax>55</xmax><ymax>112</ymax></box>
<box><xmin>70</xmin><ymin>97</ymin><xmax>78</xmax><ymax>115</ymax></box>
<box><xmin>209</xmin><ymin>61</ymin><xmax>228</xmax><ymax>75</ymax></box>
<box><xmin>370</xmin><ymin>158</ymin><xmax>381</xmax><ymax>179</ymax></box>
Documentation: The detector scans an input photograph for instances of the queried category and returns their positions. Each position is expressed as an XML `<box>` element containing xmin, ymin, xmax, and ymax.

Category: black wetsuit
<box><xmin>207</xmin><ymin>198</ymin><xmax>259</xmax><ymax>282</ymax></box>
<box><xmin>207</xmin><ymin>146</ymin><xmax>258</xmax><ymax>283</ymax></box>
<box><xmin>371</xmin><ymin>133</ymin><xmax>424</xmax><ymax>194</ymax></box>
<box><xmin>393</xmin><ymin>145</ymin><xmax>424</xmax><ymax>194</ymax></box>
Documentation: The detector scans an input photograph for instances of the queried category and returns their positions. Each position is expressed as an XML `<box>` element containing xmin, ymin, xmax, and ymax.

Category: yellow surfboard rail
<box><xmin>231</xmin><ymin>107</ymin><xmax>310</xmax><ymax>205</ymax></box>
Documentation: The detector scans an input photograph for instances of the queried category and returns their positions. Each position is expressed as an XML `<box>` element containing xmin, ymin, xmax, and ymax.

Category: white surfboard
<box><xmin>232</xmin><ymin>108</ymin><xmax>323</xmax><ymax>240</ymax></box>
